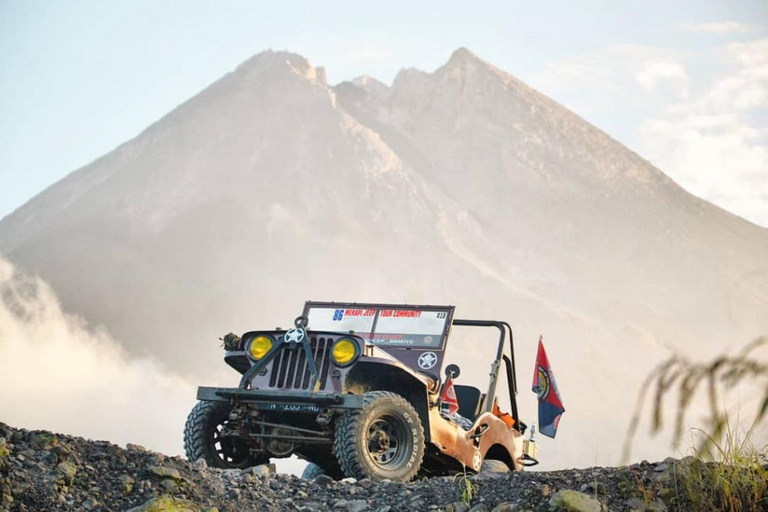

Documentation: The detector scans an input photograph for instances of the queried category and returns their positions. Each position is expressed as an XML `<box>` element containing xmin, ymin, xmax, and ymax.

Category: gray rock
<box><xmin>119</xmin><ymin>474</ymin><xmax>135</xmax><ymax>493</ymax></box>
<box><xmin>491</xmin><ymin>504</ymin><xmax>516</xmax><ymax>512</ymax></box>
<box><xmin>549</xmin><ymin>490</ymin><xmax>602</xmax><ymax>512</ymax></box>
<box><xmin>626</xmin><ymin>497</ymin><xmax>667</xmax><ymax>511</ymax></box>
<box><xmin>243</xmin><ymin>464</ymin><xmax>274</xmax><ymax>476</ymax></box>
<box><xmin>56</xmin><ymin>461</ymin><xmax>77</xmax><ymax>485</ymax></box>
<box><xmin>347</xmin><ymin>499</ymin><xmax>368</xmax><ymax>512</ymax></box>
<box><xmin>82</xmin><ymin>498</ymin><xmax>99</xmax><ymax>510</ymax></box>
<box><xmin>314</xmin><ymin>474</ymin><xmax>334</xmax><ymax>486</ymax></box>
<box><xmin>161</xmin><ymin>478</ymin><xmax>180</xmax><ymax>493</ymax></box>
<box><xmin>148</xmin><ymin>465</ymin><xmax>182</xmax><ymax>480</ymax></box>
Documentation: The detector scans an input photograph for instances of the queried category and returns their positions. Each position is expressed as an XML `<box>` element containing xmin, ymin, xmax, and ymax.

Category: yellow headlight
<box><xmin>331</xmin><ymin>338</ymin><xmax>357</xmax><ymax>366</ymax></box>
<box><xmin>248</xmin><ymin>335</ymin><xmax>273</xmax><ymax>360</ymax></box>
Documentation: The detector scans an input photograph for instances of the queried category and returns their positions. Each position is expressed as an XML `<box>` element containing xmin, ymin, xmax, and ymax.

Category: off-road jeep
<box><xmin>184</xmin><ymin>302</ymin><xmax>539</xmax><ymax>482</ymax></box>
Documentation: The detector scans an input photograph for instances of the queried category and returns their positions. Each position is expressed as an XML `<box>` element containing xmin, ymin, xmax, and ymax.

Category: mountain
<box><xmin>1</xmin><ymin>48</ymin><xmax>766</xmax><ymax>469</ymax></box>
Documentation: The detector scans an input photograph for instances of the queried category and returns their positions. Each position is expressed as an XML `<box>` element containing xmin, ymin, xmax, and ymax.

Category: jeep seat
<box><xmin>453</xmin><ymin>385</ymin><xmax>485</xmax><ymax>421</ymax></box>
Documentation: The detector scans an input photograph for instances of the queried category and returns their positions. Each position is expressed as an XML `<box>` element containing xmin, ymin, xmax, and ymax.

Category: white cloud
<box><xmin>679</xmin><ymin>21</ymin><xmax>753</xmax><ymax>35</ymax></box>
<box><xmin>0</xmin><ymin>256</ymin><xmax>196</xmax><ymax>455</ymax></box>
<box><xmin>637</xmin><ymin>38</ymin><xmax>768</xmax><ymax>227</ymax></box>
<box><xmin>529</xmin><ymin>39</ymin><xmax>768</xmax><ymax>227</ymax></box>
<box><xmin>529</xmin><ymin>44</ymin><xmax>690</xmax><ymax>113</ymax></box>
<box><xmin>636</xmin><ymin>61</ymin><xmax>689</xmax><ymax>95</ymax></box>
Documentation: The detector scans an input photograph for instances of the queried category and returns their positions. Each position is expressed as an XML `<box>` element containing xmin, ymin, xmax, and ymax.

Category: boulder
<box><xmin>549</xmin><ymin>490</ymin><xmax>602</xmax><ymax>512</ymax></box>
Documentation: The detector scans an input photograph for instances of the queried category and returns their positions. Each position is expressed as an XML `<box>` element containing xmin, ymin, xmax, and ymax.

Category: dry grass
<box><xmin>678</xmin><ymin>420</ymin><xmax>767</xmax><ymax>512</ymax></box>
<box><xmin>622</xmin><ymin>336</ymin><xmax>768</xmax><ymax>511</ymax></box>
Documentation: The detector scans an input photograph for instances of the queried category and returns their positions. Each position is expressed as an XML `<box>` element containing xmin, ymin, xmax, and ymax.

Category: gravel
<box><xmin>0</xmin><ymin>422</ymin><xmax>688</xmax><ymax>511</ymax></box>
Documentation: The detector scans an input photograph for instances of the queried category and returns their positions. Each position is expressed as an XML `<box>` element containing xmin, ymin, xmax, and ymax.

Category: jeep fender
<box><xmin>344</xmin><ymin>358</ymin><xmax>434</xmax><ymax>442</ymax></box>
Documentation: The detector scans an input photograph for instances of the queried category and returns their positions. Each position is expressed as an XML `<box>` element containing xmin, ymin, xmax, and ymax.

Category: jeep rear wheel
<box><xmin>333</xmin><ymin>391</ymin><xmax>425</xmax><ymax>482</ymax></box>
<box><xmin>184</xmin><ymin>401</ymin><xmax>262</xmax><ymax>469</ymax></box>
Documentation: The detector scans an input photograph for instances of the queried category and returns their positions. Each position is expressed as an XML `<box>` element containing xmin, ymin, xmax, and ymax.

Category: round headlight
<box><xmin>331</xmin><ymin>338</ymin><xmax>358</xmax><ymax>366</ymax></box>
<box><xmin>248</xmin><ymin>335</ymin><xmax>273</xmax><ymax>360</ymax></box>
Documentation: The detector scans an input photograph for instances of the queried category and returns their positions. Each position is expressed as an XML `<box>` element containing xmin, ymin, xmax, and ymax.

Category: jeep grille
<box><xmin>268</xmin><ymin>336</ymin><xmax>332</xmax><ymax>390</ymax></box>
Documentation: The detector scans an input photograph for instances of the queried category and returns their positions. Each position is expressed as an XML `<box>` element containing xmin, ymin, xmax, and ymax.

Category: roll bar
<box><xmin>451</xmin><ymin>320</ymin><xmax>520</xmax><ymax>431</ymax></box>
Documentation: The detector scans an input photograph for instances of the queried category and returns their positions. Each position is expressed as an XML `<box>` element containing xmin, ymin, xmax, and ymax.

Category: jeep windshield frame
<box><xmin>303</xmin><ymin>301</ymin><xmax>455</xmax><ymax>350</ymax></box>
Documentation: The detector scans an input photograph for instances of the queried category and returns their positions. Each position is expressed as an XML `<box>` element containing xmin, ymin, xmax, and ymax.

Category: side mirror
<box><xmin>445</xmin><ymin>364</ymin><xmax>461</xmax><ymax>379</ymax></box>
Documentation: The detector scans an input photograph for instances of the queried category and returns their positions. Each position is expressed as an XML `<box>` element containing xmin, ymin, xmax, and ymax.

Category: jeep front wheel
<box><xmin>333</xmin><ymin>391</ymin><xmax>425</xmax><ymax>482</ymax></box>
<box><xmin>184</xmin><ymin>401</ymin><xmax>262</xmax><ymax>469</ymax></box>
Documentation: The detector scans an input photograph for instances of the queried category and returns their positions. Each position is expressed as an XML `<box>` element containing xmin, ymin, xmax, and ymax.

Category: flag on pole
<box><xmin>532</xmin><ymin>336</ymin><xmax>565</xmax><ymax>438</ymax></box>
<box><xmin>441</xmin><ymin>375</ymin><xmax>459</xmax><ymax>415</ymax></box>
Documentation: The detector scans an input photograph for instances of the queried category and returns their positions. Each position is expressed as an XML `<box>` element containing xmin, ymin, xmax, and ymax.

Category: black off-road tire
<box><xmin>333</xmin><ymin>391</ymin><xmax>425</xmax><ymax>482</ymax></box>
<box><xmin>184</xmin><ymin>401</ymin><xmax>262</xmax><ymax>469</ymax></box>
<box><xmin>301</xmin><ymin>462</ymin><xmax>326</xmax><ymax>479</ymax></box>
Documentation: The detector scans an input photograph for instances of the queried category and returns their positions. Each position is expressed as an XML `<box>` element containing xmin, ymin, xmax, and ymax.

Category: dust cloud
<box><xmin>0</xmin><ymin>255</ymin><xmax>196</xmax><ymax>455</ymax></box>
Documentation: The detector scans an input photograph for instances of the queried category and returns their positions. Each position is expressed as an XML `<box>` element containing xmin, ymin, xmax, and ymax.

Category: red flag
<box><xmin>441</xmin><ymin>375</ymin><xmax>459</xmax><ymax>415</ymax></box>
<box><xmin>532</xmin><ymin>336</ymin><xmax>565</xmax><ymax>438</ymax></box>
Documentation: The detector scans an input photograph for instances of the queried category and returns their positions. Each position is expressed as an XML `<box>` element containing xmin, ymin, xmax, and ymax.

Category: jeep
<box><xmin>184</xmin><ymin>302</ymin><xmax>539</xmax><ymax>482</ymax></box>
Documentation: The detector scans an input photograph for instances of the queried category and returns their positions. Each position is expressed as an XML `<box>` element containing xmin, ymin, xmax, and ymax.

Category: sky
<box><xmin>1</xmin><ymin>0</ymin><xmax>767</xmax><ymax>226</ymax></box>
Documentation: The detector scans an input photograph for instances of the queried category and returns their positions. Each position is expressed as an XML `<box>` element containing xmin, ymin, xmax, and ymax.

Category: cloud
<box><xmin>0</xmin><ymin>255</ymin><xmax>307</xmax><ymax>475</ymax></box>
<box><xmin>529</xmin><ymin>44</ymin><xmax>690</xmax><ymax>114</ymax></box>
<box><xmin>679</xmin><ymin>21</ymin><xmax>754</xmax><ymax>35</ymax></box>
<box><xmin>637</xmin><ymin>38</ymin><xmax>768</xmax><ymax>227</ymax></box>
<box><xmin>636</xmin><ymin>61</ymin><xmax>689</xmax><ymax>95</ymax></box>
<box><xmin>529</xmin><ymin>39</ymin><xmax>767</xmax><ymax>228</ymax></box>
<box><xmin>0</xmin><ymin>255</ymin><xmax>196</xmax><ymax>455</ymax></box>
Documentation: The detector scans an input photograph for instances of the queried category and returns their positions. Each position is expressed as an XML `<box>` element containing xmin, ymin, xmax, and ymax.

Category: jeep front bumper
<box><xmin>196</xmin><ymin>386</ymin><xmax>364</xmax><ymax>412</ymax></box>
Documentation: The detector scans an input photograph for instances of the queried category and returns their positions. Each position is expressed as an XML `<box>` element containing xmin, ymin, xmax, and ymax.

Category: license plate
<box><xmin>258</xmin><ymin>403</ymin><xmax>322</xmax><ymax>413</ymax></box>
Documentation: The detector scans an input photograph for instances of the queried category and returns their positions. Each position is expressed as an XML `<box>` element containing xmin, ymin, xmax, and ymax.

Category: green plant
<box><xmin>678</xmin><ymin>419</ymin><xmax>767</xmax><ymax>512</ymax></box>
<box><xmin>452</xmin><ymin>465</ymin><xmax>476</xmax><ymax>506</ymax></box>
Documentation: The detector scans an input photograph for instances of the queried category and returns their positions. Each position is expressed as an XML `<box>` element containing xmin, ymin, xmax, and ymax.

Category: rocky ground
<box><xmin>0</xmin><ymin>422</ymin><xmax>696</xmax><ymax>511</ymax></box>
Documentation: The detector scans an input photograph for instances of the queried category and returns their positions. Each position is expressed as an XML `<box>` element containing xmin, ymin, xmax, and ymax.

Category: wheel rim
<box><xmin>212</xmin><ymin>420</ymin><xmax>250</xmax><ymax>467</ymax></box>
<box><xmin>366</xmin><ymin>414</ymin><xmax>411</xmax><ymax>469</ymax></box>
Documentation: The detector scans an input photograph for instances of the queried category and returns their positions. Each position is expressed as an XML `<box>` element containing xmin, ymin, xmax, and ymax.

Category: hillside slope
<box><xmin>0</xmin><ymin>422</ymin><xmax>700</xmax><ymax>512</ymax></box>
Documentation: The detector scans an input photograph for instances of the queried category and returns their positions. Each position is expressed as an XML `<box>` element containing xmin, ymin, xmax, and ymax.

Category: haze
<box><xmin>1</xmin><ymin>3</ymin><xmax>767</xmax><ymax>475</ymax></box>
